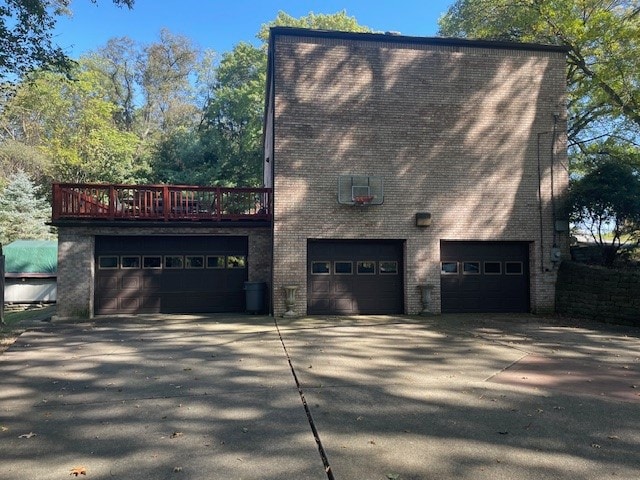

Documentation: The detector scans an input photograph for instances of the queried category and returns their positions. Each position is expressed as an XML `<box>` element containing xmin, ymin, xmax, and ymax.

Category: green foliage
<box><xmin>199</xmin><ymin>43</ymin><xmax>266</xmax><ymax>186</ymax></box>
<box><xmin>84</xmin><ymin>30</ymin><xmax>208</xmax><ymax>177</ymax></box>
<box><xmin>257</xmin><ymin>10</ymin><xmax>372</xmax><ymax>42</ymax></box>
<box><xmin>137</xmin><ymin>29</ymin><xmax>201</xmax><ymax>137</ymax></box>
<box><xmin>0</xmin><ymin>140</ymin><xmax>51</xmax><ymax>191</ymax></box>
<box><xmin>150</xmin><ymin>128</ymin><xmax>213</xmax><ymax>185</ymax></box>
<box><xmin>0</xmin><ymin>170</ymin><xmax>53</xmax><ymax>245</ymax></box>
<box><xmin>1</xmin><ymin>68</ymin><xmax>144</xmax><ymax>183</ymax></box>
<box><xmin>569</xmin><ymin>160</ymin><xmax>640</xmax><ymax>265</ymax></box>
<box><xmin>0</xmin><ymin>0</ymin><xmax>134</xmax><ymax>82</ymax></box>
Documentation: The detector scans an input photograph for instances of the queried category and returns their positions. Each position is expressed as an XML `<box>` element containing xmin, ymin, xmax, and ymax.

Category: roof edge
<box><xmin>5</xmin><ymin>273</ymin><xmax>56</xmax><ymax>278</ymax></box>
<box><xmin>269</xmin><ymin>26</ymin><xmax>569</xmax><ymax>54</ymax></box>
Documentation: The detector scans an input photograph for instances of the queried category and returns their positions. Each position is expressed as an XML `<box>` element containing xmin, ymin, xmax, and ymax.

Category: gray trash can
<box><xmin>243</xmin><ymin>281</ymin><xmax>266</xmax><ymax>314</ymax></box>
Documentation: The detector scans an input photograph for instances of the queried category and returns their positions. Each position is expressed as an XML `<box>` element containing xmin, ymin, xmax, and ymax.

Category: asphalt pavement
<box><xmin>0</xmin><ymin>313</ymin><xmax>639</xmax><ymax>480</ymax></box>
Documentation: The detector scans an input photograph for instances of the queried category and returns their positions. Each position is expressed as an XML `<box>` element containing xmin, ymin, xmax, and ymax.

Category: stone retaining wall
<box><xmin>556</xmin><ymin>261</ymin><xmax>640</xmax><ymax>325</ymax></box>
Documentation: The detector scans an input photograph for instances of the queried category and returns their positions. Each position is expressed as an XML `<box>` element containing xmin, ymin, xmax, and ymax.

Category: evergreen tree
<box><xmin>0</xmin><ymin>170</ymin><xmax>53</xmax><ymax>245</ymax></box>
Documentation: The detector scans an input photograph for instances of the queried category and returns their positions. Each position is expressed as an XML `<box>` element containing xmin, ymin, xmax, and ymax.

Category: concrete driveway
<box><xmin>0</xmin><ymin>314</ymin><xmax>639</xmax><ymax>480</ymax></box>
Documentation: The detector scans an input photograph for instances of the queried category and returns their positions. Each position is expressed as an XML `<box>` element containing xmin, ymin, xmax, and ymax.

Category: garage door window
<box><xmin>165</xmin><ymin>256</ymin><xmax>184</xmax><ymax>269</ymax></box>
<box><xmin>143</xmin><ymin>256</ymin><xmax>162</xmax><ymax>269</ymax></box>
<box><xmin>463</xmin><ymin>261</ymin><xmax>480</xmax><ymax>275</ymax></box>
<box><xmin>357</xmin><ymin>261</ymin><xmax>376</xmax><ymax>275</ymax></box>
<box><xmin>185</xmin><ymin>255</ymin><xmax>204</xmax><ymax>269</ymax></box>
<box><xmin>484</xmin><ymin>261</ymin><xmax>501</xmax><ymax>275</ymax></box>
<box><xmin>379</xmin><ymin>261</ymin><xmax>398</xmax><ymax>274</ymax></box>
<box><xmin>98</xmin><ymin>256</ymin><xmax>119</xmax><ymax>269</ymax></box>
<box><xmin>227</xmin><ymin>255</ymin><xmax>246</xmax><ymax>269</ymax></box>
<box><xmin>207</xmin><ymin>255</ymin><xmax>225</xmax><ymax>269</ymax></box>
<box><xmin>335</xmin><ymin>261</ymin><xmax>353</xmax><ymax>275</ymax></box>
<box><xmin>121</xmin><ymin>256</ymin><xmax>141</xmax><ymax>269</ymax></box>
<box><xmin>441</xmin><ymin>261</ymin><xmax>458</xmax><ymax>274</ymax></box>
<box><xmin>505</xmin><ymin>261</ymin><xmax>523</xmax><ymax>275</ymax></box>
<box><xmin>311</xmin><ymin>261</ymin><xmax>330</xmax><ymax>275</ymax></box>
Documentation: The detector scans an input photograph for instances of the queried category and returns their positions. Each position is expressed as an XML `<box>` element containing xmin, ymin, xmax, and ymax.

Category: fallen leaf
<box><xmin>18</xmin><ymin>432</ymin><xmax>36</xmax><ymax>439</ymax></box>
<box><xmin>69</xmin><ymin>466</ymin><xmax>87</xmax><ymax>476</ymax></box>
<box><xmin>170</xmin><ymin>431</ymin><xmax>183</xmax><ymax>438</ymax></box>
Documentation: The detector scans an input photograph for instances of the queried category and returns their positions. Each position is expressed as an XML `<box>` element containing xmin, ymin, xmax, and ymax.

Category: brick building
<box><xmin>52</xmin><ymin>27</ymin><xmax>568</xmax><ymax>319</ymax></box>
<box><xmin>264</xmin><ymin>27</ymin><xmax>569</xmax><ymax>317</ymax></box>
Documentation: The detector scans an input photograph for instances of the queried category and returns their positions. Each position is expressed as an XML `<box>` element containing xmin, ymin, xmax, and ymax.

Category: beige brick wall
<box><xmin>56</xmin><ymin>226</ymin><xmax>272</xmax><ymax>319</ymax></box>
<box><xmin>57</xmin><ymin>230</ymin><xmax>94</xmax><ymax>318</ymax></box>
<box><xmin>270</xmin><ymin>34</ymin><xmax>568</xmax><ymax>316</ymax></box>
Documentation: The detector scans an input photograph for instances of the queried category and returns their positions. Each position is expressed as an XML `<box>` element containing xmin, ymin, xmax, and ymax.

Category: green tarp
<box><xmin>3</xmin><ymin>240</ymin><xmax>58</xmax><ymax>274</ymax></box>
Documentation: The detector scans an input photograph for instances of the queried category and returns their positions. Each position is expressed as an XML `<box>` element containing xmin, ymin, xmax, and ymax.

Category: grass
<box><xmin>0</xmin><ymin>304</ymin><xmax>55</xmax><ymax>354</ymax></box>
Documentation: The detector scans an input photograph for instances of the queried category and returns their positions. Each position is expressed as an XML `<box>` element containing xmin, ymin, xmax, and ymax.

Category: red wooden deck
<box><xmin>52</xmin><ymin>183</ymin><xmax>272</xmax><ymax>222</ymax></box>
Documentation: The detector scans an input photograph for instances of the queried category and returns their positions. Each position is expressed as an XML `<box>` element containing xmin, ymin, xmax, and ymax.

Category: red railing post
<box><xmin>216</xmin><ymin>187</ymin><xmax>222</xmax><ymax>221</ymax></box>
<box><xmin>163</xmin><ymin>185</ymin><xmax>170</xmax><ymax>222</ymax></box>
<box><xmin>108</xmin><ymin>185</ymin><xmax>116</xmax><ymax>220</ymax></box>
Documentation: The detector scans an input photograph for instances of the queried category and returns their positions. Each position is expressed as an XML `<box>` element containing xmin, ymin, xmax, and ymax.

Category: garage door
<box><xmin>95</xmin><ymin>236</ymin><xmax>248</xmax><ymax>315</ymax></box>
<box><xmin>440</xmin><ymin>241</ymin><xmax>530</xmax><ymax>313</ymax></box>
<box><xmin>308</xmin><ymin>240</ymin><xmax>403</xmax><ymax>315</ymax></box>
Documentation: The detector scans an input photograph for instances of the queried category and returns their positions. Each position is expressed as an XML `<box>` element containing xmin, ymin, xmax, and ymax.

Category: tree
<box><xmin>438</xmin><ymin>0</ymin><xmax>640</xmax><ymax>151</ymax></box>
<box><xmin>0</xmin><ymin>170</ymin><xmax>53</xmax><ymax>244</ymax></box>
<box><xmin>569</xmin><ymin>160</ymin><xmax>640</xmax><ymax>266</ymax></box>
<box><xmin>151</xmin><ymin>128</ymin><xmax>212</xmax><ymax>185</ymax></box>
<box><xmin>0</xmin><ymin>0</ymin><xmax>134</xmax><ymax>82</ymax></box>
<box><xmin>198</xmin><ymin>42</ymin><xmax>266</xmax><ymax>186</ymax></box>
<box><xmin>85</xmin><ymin>31</ymin><xmax>209</xmax><ymax>171</ymax></box>
<box><xmin>257</xmin><ymin>10</ymin><xmax>372</xmax><ymax>42</ymax></box>
<box><xmin>0</xmin><ymin>140</ymin><xmax>51</xmax><ymax>191</ymax></box>
<box><xmin>137</xmin><ymin>29</ymin><xmax>201</xmax><ymax>137</ymax></box>
<box><xmin>0</xmin><ymin>67</ymin><xmax>143</xmax><ymax>184</ymax></box>
<box><xmin>87</xmin><ymin>36</ymin><xmax>139</xmax><ymax>132</ymax></box>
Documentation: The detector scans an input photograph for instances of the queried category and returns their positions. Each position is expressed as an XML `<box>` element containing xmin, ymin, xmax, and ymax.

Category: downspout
<box><xmin>550</xmin><ymin>113</ymin><xmax>559</xmax><ymax>249</ymax></box>
<box><xmin>537</xmin><ymin>115</ymin><xmax>561</xmax><ymax>273</ymax></box>
<box><xmin>536</xmin><ymin>132</ymin><xmax>546</xmax><ymax>273</ymax></box>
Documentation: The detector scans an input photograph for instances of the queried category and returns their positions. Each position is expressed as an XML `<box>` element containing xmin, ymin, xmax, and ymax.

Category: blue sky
<box><xmin>54</xmin><ymin>0</ymin><xmax>456</xmax><ymax>58</ymax></box>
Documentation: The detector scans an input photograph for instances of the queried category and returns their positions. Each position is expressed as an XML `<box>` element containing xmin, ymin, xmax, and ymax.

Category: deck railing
<box><xmin>52</xmin><ymin>183</ymin><xmax>272</xmax><ymax>222</ymax></box>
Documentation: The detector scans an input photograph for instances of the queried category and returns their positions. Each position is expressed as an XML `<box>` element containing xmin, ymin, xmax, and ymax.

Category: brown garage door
<box><xmin>308</xmin><ymin>240</ymin><xmax>404</xmax><ymax>315</ymax></box>
<box><xmin>440</xmin><ymin>241</ymin><xmax>530</xmax><ymax>313</ymax></box>
<box><xmin>95</xmin><ymin>236</ymin><xmax>248</xmax><ymax>315</ymax></box>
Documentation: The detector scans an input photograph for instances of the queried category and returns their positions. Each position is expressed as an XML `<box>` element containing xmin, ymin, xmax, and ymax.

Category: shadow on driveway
<box><xmin>0</xmin><ymin>313</ymin><xmax>638</xmax><ymax>480</ymax></box>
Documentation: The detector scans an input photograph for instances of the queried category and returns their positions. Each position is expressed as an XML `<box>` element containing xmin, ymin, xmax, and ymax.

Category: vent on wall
<box><xmin>337</xmin><ymin>175</ymin><xmax>384</xmax><ymax>206</ymax></box>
